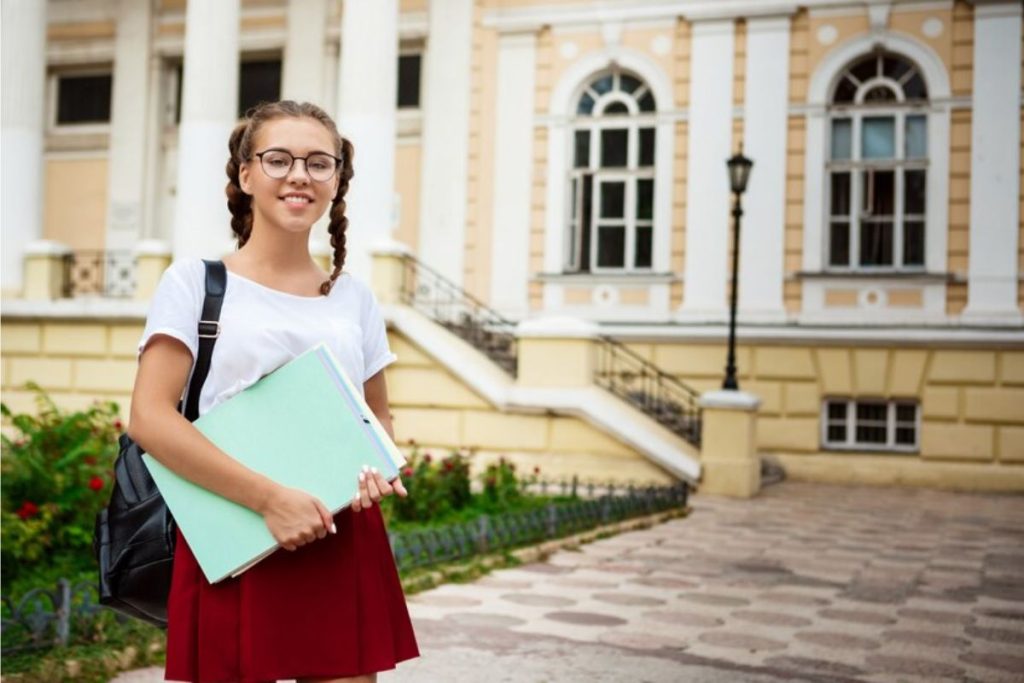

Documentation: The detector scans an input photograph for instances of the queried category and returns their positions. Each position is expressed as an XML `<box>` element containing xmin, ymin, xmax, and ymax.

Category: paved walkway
<box><xmin>115</xmin><ymin>482</ymin><xmax>1024</xmax><ymax>682</ymax></box>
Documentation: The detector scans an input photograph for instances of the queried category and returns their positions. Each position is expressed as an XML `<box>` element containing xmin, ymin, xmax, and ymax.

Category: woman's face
<box><xmin>239</xmin><ymin>116</ymin><xmax>341</xmax><ymax>236</ymax></box>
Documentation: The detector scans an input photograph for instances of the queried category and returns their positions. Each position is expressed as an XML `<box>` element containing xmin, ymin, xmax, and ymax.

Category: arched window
<box><xmin>826</xmin><ymin>52</ymin><xmax>928</xmax><ymax>270</ymax></box>
<box><xmin>566</xmin><ymin>69</ymin><xmax>656</xmax><ymax>273</ymax></box>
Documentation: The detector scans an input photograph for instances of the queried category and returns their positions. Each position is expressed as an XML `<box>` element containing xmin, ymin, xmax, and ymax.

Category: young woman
<box><xmin>129</xmin><ymin>100</ymin><xmax>419</xmax><ymax>683</ymax></box>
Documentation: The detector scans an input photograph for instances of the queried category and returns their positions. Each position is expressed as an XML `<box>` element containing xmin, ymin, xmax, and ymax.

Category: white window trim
<box><xmin>803</xmin><ymin>32</ymin><xmax>950</xmax><ymax>278</ymax></box>
<box><xmin>821</xmin><ymin>398</ymin><xmax>920</xmax><ymax>453</ymax></box>
<box><xmin>544</xmin><ymin>47</ymin><xmax>675</xmax><ymax>279</ymax></box>
<box><xmin>47</xmin><ymin>67</ymin><xmax>114</xmax><ymax>135</ymax></box>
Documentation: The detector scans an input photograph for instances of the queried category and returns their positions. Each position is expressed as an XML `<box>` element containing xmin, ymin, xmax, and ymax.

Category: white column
<box><xmin>282</xmin><ymin>0</ymin><xmax>327</xmax><ymax>104</ymax></box>
<box><xmin>489</xmin><ymin>31</ymin><xmax>537</xmax><ymax>318</ymax></box>
<box><xmin>172</xmin><ymin>0</ymin><xmax>240</xmax><ymax>261</ymax></box>
<box><xmin>680</xmin><ymin>19</ymin><xmax>734</xmax><ymax>320</ymax></box>
<box><xmin>417</xmin><ymin>0</ymin><xmax>474</xmax><ymax>286</ymax></box>
<box><xmin>106</xmin><ymin>0</ymin><xmax>153</xmax><ymax>252</ymax></box>
<box><xmin>1</xmin><ymin>0</ymin><xmax>47</xmax><ymax>296</ymax></box>
<box><xmin>336</xmin><ymin>0</ymin><xmax>398</xmax><ymax>281</ymax></box>
<box><xmin>963</xmin><ymin>1</ymin><xmax>1022</xmax><ymax>321</ymax></box>
<box><xmin>739</xmin><ymin>16</ymin><xmax>790</xmax><ymax>321</ymax></box>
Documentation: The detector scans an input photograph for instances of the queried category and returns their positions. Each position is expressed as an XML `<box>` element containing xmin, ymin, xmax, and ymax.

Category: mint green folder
<box><xmin>142</xmin><ymin>343</ymin><xmax>405</xmax><ymax>584</ymax></box>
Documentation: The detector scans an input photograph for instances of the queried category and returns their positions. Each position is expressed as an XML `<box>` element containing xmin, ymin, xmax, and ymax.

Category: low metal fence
<box><xmin>1</xmin><ymin>482</ymin><xmax>688</xmax><ymax>654</ymax></box>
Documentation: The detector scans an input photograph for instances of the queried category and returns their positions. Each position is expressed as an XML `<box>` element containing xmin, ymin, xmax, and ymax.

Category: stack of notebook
<box><xmin>143</xmin><ymin>343</ymin><xmax>406</xmax><ymax>584</ymax></box>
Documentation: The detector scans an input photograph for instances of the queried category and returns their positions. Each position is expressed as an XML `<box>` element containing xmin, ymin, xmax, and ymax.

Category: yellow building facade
<box><xmin>2</xmin><ymin>0</ymin><xmax>1022</xmax><ymax>492</ymax></box>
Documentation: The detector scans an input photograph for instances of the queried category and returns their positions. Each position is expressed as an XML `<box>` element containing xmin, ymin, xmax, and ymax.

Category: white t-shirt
<box><xmin>137</xmin><ymin>258</ymin><xmax>397</xmax><ymax>417</ymax></box>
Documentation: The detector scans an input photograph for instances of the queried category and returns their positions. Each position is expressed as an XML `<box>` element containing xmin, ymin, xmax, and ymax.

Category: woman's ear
<box><xmin>238</xmin><ymin>162</ymin><xmax>253</xmax><ymax>195</ymax></box>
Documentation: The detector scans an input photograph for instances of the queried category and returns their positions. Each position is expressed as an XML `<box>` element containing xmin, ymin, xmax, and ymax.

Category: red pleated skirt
<box><xmin>164</xmin><ymin>505</ymin><xmax>419</xmax><ymax>682</ymax></box>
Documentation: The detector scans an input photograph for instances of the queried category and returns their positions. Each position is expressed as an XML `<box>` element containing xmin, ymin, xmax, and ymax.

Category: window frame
<box><xmin>821</xmin><ymin>398</ymin><xmax>920</xmax><ymax>453</ymax></box>
<box><xmin>825</xmin><ymin>54</ymin><xmax>929</xmax><ymax>273</ymax></box>
<box><xmin>565</xmin><ymin>69</ymin><xmax>658</xmax><ymax>275</ymax></box>
<box><xmin>47</xmin><ymin>66</ymin><xmax>114</xmax><ymax>134</ymax></box>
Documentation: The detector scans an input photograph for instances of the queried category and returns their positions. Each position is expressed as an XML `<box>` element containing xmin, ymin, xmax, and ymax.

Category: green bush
<box><xmin>1</xmin><ymin>383</ymin><xmax>121</xmax><ymax>591</ymax></box>
<box><xmin>388</xmin><ymin>444</ymin><xmax>472</xmax><ymax>522</ymax></box>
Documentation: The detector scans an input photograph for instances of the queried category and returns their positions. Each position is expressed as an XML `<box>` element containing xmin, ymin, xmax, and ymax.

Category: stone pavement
<box><xmin>115</xmin><ymin>482</ymin><xmax>1024</xmax><ymax>682</ymax></box>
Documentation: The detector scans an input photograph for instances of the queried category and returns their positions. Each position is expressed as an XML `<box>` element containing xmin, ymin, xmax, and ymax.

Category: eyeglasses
<box><xmin>253</xmin><ymin>149</ymin><xmax>342</xmax><ymax>182</ymax></box>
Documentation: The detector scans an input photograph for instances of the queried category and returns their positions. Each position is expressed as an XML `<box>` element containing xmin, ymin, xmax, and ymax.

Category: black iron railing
<box><xmin>399</xmin><ymin>254</ymin><xmax>518</xmax><ymax>376</ymax></box>
<box><xmin>595</xmin><ymin>336</ymin><xmax>702</xmax><ymax>446</ymax></box>
<box><xmin>62</xmin><ymin>250</ymin><xmax>136</xmax><ymax>298</ymax></box>
<box><xmin>0</xmin><ymin>579</ymin><xmax>112</xmax><ymax>654</ymax></box>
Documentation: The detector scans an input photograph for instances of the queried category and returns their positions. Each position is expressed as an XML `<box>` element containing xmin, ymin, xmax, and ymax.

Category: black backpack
<box><xmin>93</xmin><ymin>260</ymin><xmax>226</xmax><ymax>627</ymax></box>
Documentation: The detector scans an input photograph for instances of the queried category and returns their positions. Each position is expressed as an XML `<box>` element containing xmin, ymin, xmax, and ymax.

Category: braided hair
<box><xmin>225</xmin><ymin>100</ymin><xmax>355</xmax><ymax>295</ymax></box>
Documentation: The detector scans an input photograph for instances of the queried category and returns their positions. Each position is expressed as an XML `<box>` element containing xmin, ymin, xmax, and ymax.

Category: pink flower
<box><xmin>402</xmin><ymin>467</ymin><xmax>414</xmax><ymax>478</ymax></box>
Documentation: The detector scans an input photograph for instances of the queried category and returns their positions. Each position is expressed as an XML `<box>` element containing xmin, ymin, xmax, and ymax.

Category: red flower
<box><xmin>84</xmin><ymin>456</ymin><xmax>97</xmax><ymax>466</ymax></box>
<box><xmin>423</xmin><ymin>453</ymin><xmax>433</xmax><ymax>464</ymax></box>
<box><xmin>89</xmin><ymin>476</ymin><xmax>104</xmax><ymax>492</ymax></box>
<box><xmin>444</xmin><ymin>460</ymin><xmax>454</xmax><ymax>471</ymax></box>
<box><xmin>113</xmin><ymin>419</ymin><xmax>124</xmax><ymax>432</ymax></box>
<box><xmin>402</xmin><ymin>467</ymin><xmax>413</xmax><ymax>478</ymax></box>
<box><xmin>16</xmin><ymin>501</ymin><xmax>39</xmax><ymax>520</ymax></box>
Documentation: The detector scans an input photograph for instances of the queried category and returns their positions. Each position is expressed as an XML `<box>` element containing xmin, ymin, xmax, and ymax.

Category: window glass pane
<box><xmin>638</xmin><ymin>91</ymin><xmax>656</xmax><ymax>112</ymax></box>
<box><xmin>639</xmin><ymin>128</ymin><xmax>655</xmax><ymax>166</ymax></box>
<box><xmin>863</xmin><ymin>170</ymin><xmax>895</xmax><ymax>216</ymax></box>
<box><xmin>827</xmin><ymin>424</ymin><xmax>847</xmax><ymax>442</ymax></box>
<box><xmin>883</xmin><ymin>56</ymin><xmax>913</xmax><ymax>82</ymax></box>
<box><xmin>57</xmin><ymin>74</ymin><xmax>113</xmax><ymax>124</ymax></box>
<box><xmin>600</xmin><ymin>129</ymin><xmax>628</xmax><ymax>167</ymax></box>
<box><xmin>596</xmin><ymin>226</ymin><xmax>625</xmax><ymax>267</ymax></box>
<box><xmin>827</xmin><ymin>402</ymin><xmax>847</xmax><ymax>420</ymax></box>
<box><xmin>599</xmin><ymin>182</ymin><xmax>625</xmax><ymax>218</ymax></box>
<box><xmin>862</xmin><ymin>117</ymin><xmax>895</xmax><ymax>159</ymax></box>
<box><xmin>855</xmin><ymin>402</ymin><xmax>888</xmax><ymax>444</ymax></box>
<box><xmin>397</xmin><ymin>54</ymin><xmax>421</xmax><ymax>108</ymax></box>
<box><xmin>574</xmin><ymin>130</ymin><xmax>590</xmax><ymax>168</ymax></box>
<box><xmin>591</xmin><ymin>75</ymin><xmax>613</xmax><ymax>95</ymax></box>
<box><xmin>570</xmin><ymin>179</ymin><xmax>578</xmax><ymax>219</ymax></box>
<box><xmin>905</xmin><ymin>115</ymin><xmax>927</xmax><ymax>158</ymax></box>
<box><xmin>860</xmin><ymin>221</ymin><xmax>894</xmax><ymax>266</ymax></box>
<box><xmin>830</xmin><ymin>172</ymin><xmax>851</xmax><ymax>215</ymax></box>
<box><xmin>895</xmin><ymin>427</ymin><xmax>916</xmax><ymax>445</ymax></box>
<box><xmin>850</xmin><ymin>56</ymin><xmax>879</xmax><ymax>83</ymax></box>
<box><xmin>831</xmin><ymin>119</ymin><xmax>852</xmax><ymax>159</ymax></box>
<box><xmin>833</xmin><ymin>76</ymin><xmax>857</xmax><ymax>103</ymax></box>
<box><xmin>829</xmin><ymin>222</ymin><xmax>850</xmax><ymax>266</ymax></box>
<box><xmin>904</xmin><ymin>170</ymin><xmax>926</xmax><ymax>215</ymax></box>
<box><xmin>895</xmin><ymin>404</ymin><xmax>917</xmax><ymax>422</ymax></box>
<box><xmin>856</xmin><ymin>424</ymin><xmax>888</xmax><ymax>443</ymax></box>
<box><xmin>856</xmin><ymin>402</ymin><xmax>887</xmax><ymax>422</ymax></box>
<box><xmin>903</xmin><ymin>221</ymin><xmax>925</xmax><ymax>266</ymax></box>
<box><xmin>604</xmin><ymin>101</ymin><xmax>629</xmax><ymax>115</ymax></box>
<box><xmin>620</xmin><ymin>74</ymin><xmax>642</xmax><ymax>94</ymax></box>
<box><xmin>903</xmin><ymin>73</ymin><xmax>927</xmax><ymax>100</ymax></box>
<box><xmin>864</xmin><ymin>86</ymin><xmax>897</xmax><ymax>102</ymax></box>
<box><xmin>579</xmin><ymin>175</ymin><xmax>593</xmax><ymax>272</ymax></box>
<box><xmin>636</xmin><ymin>179</ymin><xmax>654</xmax><ymax>220</ymax></box>
<box><xmin>238</xmin><ymin>60</ymin><xmax>282</xmax><ymax>118</ymax></box>
<box><xmin>635</xmin><ymin>226</ymin><xmax>652</xmax><ymax>268</ymax></box>
<box><xmin>577</xmin><ymin>93</ymin><xmax>595</xmax><ymax>115</ymax></box>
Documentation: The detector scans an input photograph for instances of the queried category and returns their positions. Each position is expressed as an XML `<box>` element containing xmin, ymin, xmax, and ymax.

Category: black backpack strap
<box><xmin>183</xmin><ymin>260</ymin><xmax>227</xmax><ymax>422</ymax></box>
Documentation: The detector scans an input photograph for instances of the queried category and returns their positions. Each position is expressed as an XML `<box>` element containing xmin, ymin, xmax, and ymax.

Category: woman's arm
<box><xmin>129</xmin><ymin>335</ymin><xmax>335</xmax><ymax>549</ymax></box>
<box><xmin>352</xmin><ymin>368</ymin><xmax>407</xmax><ymax>511</ymax></box>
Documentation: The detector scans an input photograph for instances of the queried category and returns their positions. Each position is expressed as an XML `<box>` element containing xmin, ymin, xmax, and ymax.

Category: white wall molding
<box><xmin>678</xmin><ymin>19</ymin><xmax>735</xmax><ymax>321</ymax></box>
<box><xmin>963</xmin><ymin>1</ymin><xmax>1022</xmax><ymax>321</ymax></box>
<box><xmin>417</xmin><ymin>0</ymin><xmax>474</xmax><ymax>287</ymax></box>
<box><xmin>542</xmin><ymin>45</ymin><xmax>676</xmax><ymax>314</ymax></box>
<box><xmin>802</xmin><ymin>30</ymin><xmax>952</xmax><ymax>296</ymax></box>
<box><xmin>739</xmin><ymin>16</ymin><xmax>790</xmax><ymax>320</ymax></box>
<box><xmin>490</xmin><ymin>32</ymin><xmax>537</xmax><ymax>318</ymax></box>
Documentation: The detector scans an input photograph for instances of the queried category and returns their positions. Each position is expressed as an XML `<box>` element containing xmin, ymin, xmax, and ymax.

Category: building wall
<box><xmin>43</xmin><ymin>158</ymin><xmax>109</xmax><ymax>250</ymax></box>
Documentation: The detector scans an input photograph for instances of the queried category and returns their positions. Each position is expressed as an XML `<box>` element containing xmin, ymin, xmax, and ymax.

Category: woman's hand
<box><xmin>351</xmin><ymin>465</ymin><xmax>408</xmax><ymax>512</ymax></box>
<box><xmin>260</xmin><ymin>484</ymin><xmax>336</xmax><ymax>551</ymax></box>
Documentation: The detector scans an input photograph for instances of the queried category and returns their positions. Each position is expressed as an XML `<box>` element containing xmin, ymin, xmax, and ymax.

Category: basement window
<box><xmin>822</xmin><ymin>398</ymin><xmax>918</xmax><ymax>452</ymax></box>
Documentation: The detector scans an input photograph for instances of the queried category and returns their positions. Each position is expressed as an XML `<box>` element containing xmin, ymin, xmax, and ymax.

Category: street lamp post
<box><xmin>723</xmin><ymin>150</ymin><xmax>753</xmax><ymax>391</ymax></box>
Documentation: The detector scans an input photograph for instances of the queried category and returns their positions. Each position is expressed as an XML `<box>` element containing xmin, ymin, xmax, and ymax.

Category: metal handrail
<box><xmin>595</xmin><ymin>335</ymin><xmax>703</xmax><ymax>446</ymax></box>
<box><xmin>399</xmin><ymin>254</ymin><xmax>518</xmax><ymax>376</ymax></box>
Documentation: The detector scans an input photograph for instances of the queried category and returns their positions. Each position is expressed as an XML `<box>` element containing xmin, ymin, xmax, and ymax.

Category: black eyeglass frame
<box><xmin>252</xmin><ymin>149</ymin><xmax>344</xmax><ymax>182</ymax></box>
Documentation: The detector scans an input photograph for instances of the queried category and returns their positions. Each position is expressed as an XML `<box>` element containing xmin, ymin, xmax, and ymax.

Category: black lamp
<box><xmin>723</xmin><ymin>148</ymin><xmax>753</xmax><ymax>390</ymax></box>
